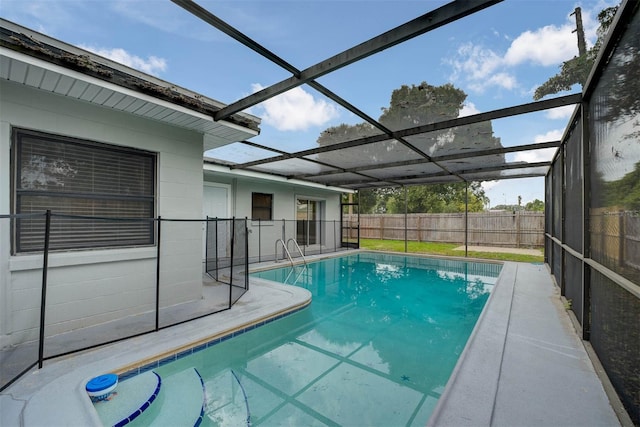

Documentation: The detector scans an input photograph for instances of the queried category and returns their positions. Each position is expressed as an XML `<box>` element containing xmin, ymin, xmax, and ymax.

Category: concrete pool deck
<box><xmin>428</xmin><ymin>262</ymin><xmax>626</xmax><ymax>426</ymax></box>
<box><xmin>453</xmin><ymin>245</ymin><xmax>543</xmax><ymax>257</ymax></box>
<box><xmin>0</xmin><ymin>258</ymin><xmax>628</xmax><ymax>426</ymax></box>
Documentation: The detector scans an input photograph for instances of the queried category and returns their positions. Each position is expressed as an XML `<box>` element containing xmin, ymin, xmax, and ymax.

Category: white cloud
<box><xmin>534</xmin><ymin>129</ymin><xmax>563</xmax><ymax>143</ymax></box>
<box><xmin>514</xmin><ymin>148</ymin><xmax>557</xmax><ymax>163</ymax></box>
<box><xmin>452</xmin><ymin>44</ymin><xmax>503</xmax><ymax>81</ymax></box>
<box><xmin>545</xmin><ymin>105</ymin><xmax>576</xmax><ymax>120</ymax></box>
<box><xmin>251</xmin><ymin>84</ymin><xmax>339</xmax><ymax>131</ymax></box>
<box><xmin>459</xmin><ymin>102</ymin><xmax>480</xmax><ymax>117</ymax></box>
<box><xmin>448</xmin><ymin>43</ymin><xmax>518</xmax><ymax>94</ymax></box>
<box><xmin>504</xmin><ymin>24</ymin><xmax>578</xmax><ymax>66</ymax></box>
<box><xmin>482</xmin><ymin>180</ymin><xmax>500</xmax><ymax>191</ymax></box>
<box><xmin>467</xmin><ymin>72</ymin><xmax>518</xmax><ymax>93</ymax></box>
<box><xmin>79</xmin><ymin>45</ymin><xmax>167</xmax><ymax>76</ymax></box>
<box><xmin>447</xmin><ymin>5</ymin><xmax>604</xmax><ymax>94</ymax></box>
<box><xmin>513</xmin><ymin>129</ymin><xmax>563</xmax><ymax>163</ymax></box>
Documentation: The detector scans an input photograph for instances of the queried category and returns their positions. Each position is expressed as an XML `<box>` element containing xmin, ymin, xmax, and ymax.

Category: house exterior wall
<box><xmin>203</xmin><ymin>173</ymin><xmax>342</xmax><ymax>221</ymax></box>
<box><xmin>204</xmin><ymin>173</ymin><xmax>343</xmax><ymax>259</ymax></box>
<box><xmin>0</xmin><ymin>80</ymin><xmax>205</xmax><ymax>347</ymax></box>
<box><xmin>233</xmin><ymin>179</ymin><xmax>342</xmax><ymax>221</ymax></box>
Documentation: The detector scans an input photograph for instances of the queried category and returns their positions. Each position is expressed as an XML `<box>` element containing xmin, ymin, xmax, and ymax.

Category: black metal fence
<box><xmin>245</xmin><ymin>219</ymin><xmax>350</xmax><ymax>264</ymax></box>
<box><xmin>546</xmin><ymin>2</ymin><xmax>640</xmax><ymax>423</ymax></box>
<box><xmin>205</xmin><ymin>217</ymin><xmax>249</xmax><ymax>306</ymax></box>
<box><xmin>0</xmin><ymin>212</ymin><xmax>248</xmax><ymax>392</ymax></box>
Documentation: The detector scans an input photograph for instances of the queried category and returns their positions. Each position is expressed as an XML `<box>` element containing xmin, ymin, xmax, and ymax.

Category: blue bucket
<box><xmin>86</xmin><ymin>374</ymin><xmax>118</xmax><ymax>402</ymax></box>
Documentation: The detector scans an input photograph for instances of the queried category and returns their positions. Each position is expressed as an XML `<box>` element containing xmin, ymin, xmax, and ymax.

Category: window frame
<box><xmin>296</xmin><ymin>197</ymin><xmax>324</xmax><ymax>245</ymax></box>
<box><xmin>11</xmin><ymin>128</ymin><xmax>157</xmax><ymax>254</ymax></box>
<box><xmin>251</xmin><ymin>192</ymin><xmax>273</xmax><ymax>221</ymax></box>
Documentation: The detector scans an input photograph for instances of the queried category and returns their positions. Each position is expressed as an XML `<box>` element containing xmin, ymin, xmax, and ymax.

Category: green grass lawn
<box><xmin>359</xmin><ymin>238</ymin><xmax>544</xmax><ymax>263</ymax></box>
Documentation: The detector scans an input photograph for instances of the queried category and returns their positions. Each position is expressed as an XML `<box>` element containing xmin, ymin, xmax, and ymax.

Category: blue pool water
<box><xmin>126</xmin><ymin>253</ymin><xmax>500</xmax><ymax>426</ymax></box>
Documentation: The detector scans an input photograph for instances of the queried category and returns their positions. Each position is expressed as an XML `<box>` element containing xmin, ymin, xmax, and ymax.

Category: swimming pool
<box><xmin>99</xmin><ymin>252</ymin><xmax>500</xmax><ymax>426</ymax></box>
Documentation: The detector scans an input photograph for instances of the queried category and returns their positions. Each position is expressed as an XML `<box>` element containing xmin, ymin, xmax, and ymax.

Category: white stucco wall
<box><xmin>0</xmin><ymin>80</ymin><xmax>205</xmax><ymax>346</ymax></box>
<box><xmin>233</xmin><ymin>178</ymin><xmax>342</xmax><ymax>221</ymax></box>
<box><xmin>204</xmin><ymin>172</ymin><xmax>344</xmax><ymax>260</ymax></box>
<box><xmin>203</xmin><ymin>170</ymin><xmax>343</xmax><ymax>220</ymax></box>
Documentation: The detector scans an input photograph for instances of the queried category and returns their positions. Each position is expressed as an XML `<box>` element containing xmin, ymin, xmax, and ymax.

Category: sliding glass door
<box><xmin>296</xmin><ymin>199</ymin><xmax>317</xmax><ymax>245</ymax></box>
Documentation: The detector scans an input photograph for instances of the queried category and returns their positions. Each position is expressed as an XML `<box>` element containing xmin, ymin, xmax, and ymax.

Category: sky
<box><xmin>0</xmin><ymin>0</ymin><xmax>620</xmax><ymax>207</ymax></box>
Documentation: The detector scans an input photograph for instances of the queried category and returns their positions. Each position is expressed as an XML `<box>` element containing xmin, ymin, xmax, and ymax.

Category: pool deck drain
<box><xmin>0</xmin><ymin>257</ymin><xmax>625</xmax><ymax>426</ymax></box>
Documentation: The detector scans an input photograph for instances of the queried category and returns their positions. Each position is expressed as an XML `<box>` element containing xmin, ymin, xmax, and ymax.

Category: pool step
<box><xmin>92</xmin><ymin>368</ymin><xmax>205</xmax><ymax>427</ymax></box>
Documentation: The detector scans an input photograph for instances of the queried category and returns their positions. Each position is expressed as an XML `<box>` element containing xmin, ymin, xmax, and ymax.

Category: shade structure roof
<box><xmin>1</xmin><ymin>0</ymin><xmax>597</xmax><ymax>190</ymax></box>
<box><xmin>171</xmin><ymin>0</ymin><xmax>584</xmax><ymax>190</ymax></box>
<box><xmin>216</xmin><ymin>95</ymin><xmax>579</xmax><ymax>190</ymax></box>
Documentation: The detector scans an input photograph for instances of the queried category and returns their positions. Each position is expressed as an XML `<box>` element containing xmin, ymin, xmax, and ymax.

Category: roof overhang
<box><xmin>204</xmin><ymin>159</ymin><xmax>354</xmax><ymax>194</ymax></box>
<box><xmin>0</xmin><ymin>19</ymin><xmax>260</xmax><ymax>151</ymax></box>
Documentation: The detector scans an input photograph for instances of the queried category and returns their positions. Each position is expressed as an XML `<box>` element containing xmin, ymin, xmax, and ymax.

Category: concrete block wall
<box><xmin>0</xmin><ymin>80</ymin><xmax>204</xmax><ymax>347</ymax></box>
<box><xmin>204</xmin><ymin>175</ymin><xmax>343</xmax><ymax>260</ymax></box>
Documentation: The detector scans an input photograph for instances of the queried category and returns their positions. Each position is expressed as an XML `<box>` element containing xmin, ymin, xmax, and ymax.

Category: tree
<box><xmin>379</xmin><ymin>82</ymin><xmax>465</xmax><ymax>127</ymax></box>
<box><xmin>377</xmin><ymin>83</ymin><xmax>503</xmax><ymax>161</ymax></box>
<box><xmin>533</xmin><ymin>6</ymin><xmax>619</xmax><ymax>100</ymax></box>
<box><xmin>318</xmin><ymin>82</ymin><xmax>503</xmax><ymax>213</ymax></box>
<box><xmin>525</xmin><ymin>199</ymin><xmax>545</xmax><ymax>212</ymax></box>
<box><xmin>591</xmin><ymin>6</ymin><xmax>640</xmax><ymax>127</ymax></box>
<box><xmin>603</xmin><ymin>162</ymin><xmax>640</xmax><ymax>211</ymax></box>
<box><xmin>354</xmin><ymin>187</ymin><xmax>396</xmax><ymax>214</ymax></box>
<box><xmin>382</xmin><ymin>182</ymin><xmax>487</xmax><ymax>214</ymax></box>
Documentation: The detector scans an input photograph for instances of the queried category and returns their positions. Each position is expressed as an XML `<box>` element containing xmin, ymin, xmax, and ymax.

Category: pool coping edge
<box><xmin>427</xmin><ymin>261</ymin><xmax>516</xmax><ymax>426</ymax></box>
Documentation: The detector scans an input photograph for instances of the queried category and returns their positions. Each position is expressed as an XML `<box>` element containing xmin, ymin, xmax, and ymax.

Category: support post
<box><xmin>155</xmin><ymin>216</ymin><xmax>161</xmax><ymax>331</ymax></box>
<box><xmin>465</xmin><ymin>183</ymin><xmax>469</xmax><ymax>257</ymax></box>
<box><xmin>38</xmin><ymin>210</ymin><xmax>51</xmax><ymax>369</ymax></box>
<box><xmin>282</xmin><ymin>219</ymin><xmax>286</xmax><ymax>259</ymax></box>
<box><xmin>619</xmin><ymin>210</ymin><xmax>624</xmax><ymax>268</ymax></box>
<box><xmin>357</xmin><ymin>203</ymin><xmax>360</xmax><ymax>249</ymax></box>
<box><xmin>205</xmin><ymin>216</ymin><xmax>209</xmax><ymax>275</ymax></box>
<box><xmin>581</xmin><ymin>101</ymin><xmax>591</xmax><ymax>340</ymax></box>
<box><xmin>214</xmin><ymin>218</ymin><xmax>219</xmax><ymax>280</ymax></box>
<box><xmin>561</xmin><ymin>141</ymin><xmax>567</xmax><ymax>297</ymax></box>
<box><xmin>245</xmin><ymin>217</ymin><xmax>249</xmax><ymax>290</ymax></box>
<box><xmin>404</xmin><ymin>186</ymin><xmax>408</xmax><ymax>253</ymax></box>
<box><xmin>516</xmin><ymin>210</ymin><xmax>522</xmax><ymax>248</ymax></box>
<box><xmin>229</xmin><ymin>217</ymin><xmax>235</xmax><ymax>308</ymax></box>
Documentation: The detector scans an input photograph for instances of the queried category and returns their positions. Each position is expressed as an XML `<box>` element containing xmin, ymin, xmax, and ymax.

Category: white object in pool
<box><xmin>86</xmin><ymin>374</ymin><xmax>118</xmax><ymax>402</ymax></box>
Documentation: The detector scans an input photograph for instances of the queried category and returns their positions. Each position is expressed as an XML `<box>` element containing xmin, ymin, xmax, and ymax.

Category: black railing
<box><xmin>0</xmin><ymin>212</ymin><xmax>249</xmax><ymax>392</ymax></box>
<box><xmin>246</xmin><ymin>219</ymin><xmax>356</xmax><ymax>264</ymax></box>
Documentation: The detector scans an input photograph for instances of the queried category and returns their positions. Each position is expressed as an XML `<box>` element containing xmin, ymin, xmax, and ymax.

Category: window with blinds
<box><xmin>251</xmin><ymin>192</ymin><xmax>273</xmax><ymax>220</ymax></box>
<box><xmin>12</xmin><ymin>129</ymin><xmax>156</xmax><ymax>253</ymax></box>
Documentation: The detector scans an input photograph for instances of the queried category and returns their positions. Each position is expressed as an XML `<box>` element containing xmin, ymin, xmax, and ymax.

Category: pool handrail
<box><xmin>275</xmin><ymin>238</ymin><xmax>294</xmax><ymax>266</ymax></box>
<box><xmin>286</xmin><ymin>238</ymin><xmax>307</xmax><ymax>265</ymax></box>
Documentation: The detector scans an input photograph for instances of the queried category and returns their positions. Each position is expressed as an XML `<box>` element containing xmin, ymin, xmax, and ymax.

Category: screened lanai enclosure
<box><xmin>182</xmin><ymin>0</ymin><xmax>640</xmax><ymax>422</ymax></box>
<box><xmin>546</xmin><ymin>2</ymin><xmax>640</xmax><ymax>421</ymax></box>
<box><xmin>1</xmin><ymin>0</ymin><xmax>639</xmax><ymax>422</ymax></box>
<box><xmin>192</xmin><ymin>0</ymin><xmax>575</xmax><ymax>188</ymax></box>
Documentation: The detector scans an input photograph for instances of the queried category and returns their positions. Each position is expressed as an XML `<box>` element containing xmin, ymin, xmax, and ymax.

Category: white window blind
<box><xmin>13</xmin><ymin>129</ymin><xmax>156</xmax><ymax>252</ymax></box>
